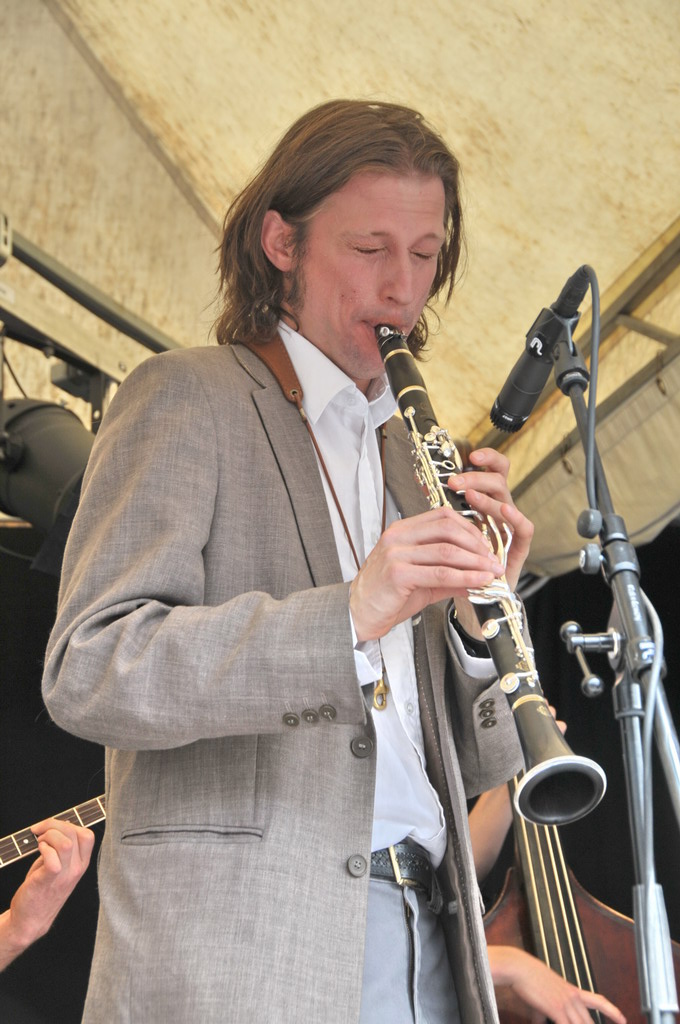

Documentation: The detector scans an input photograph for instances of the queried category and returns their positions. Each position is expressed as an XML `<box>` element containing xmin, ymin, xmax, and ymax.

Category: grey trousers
<box><xmin>359</xmin><ymin>877</ymin><xmax>460</xmax><ymax>1023</ymax></box>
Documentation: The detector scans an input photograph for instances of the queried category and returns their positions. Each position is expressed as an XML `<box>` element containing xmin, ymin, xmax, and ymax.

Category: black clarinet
<box><xmin>376</xmin><ymin>324</ymin><xmax>606</xmax><ymax>826</ymax></box>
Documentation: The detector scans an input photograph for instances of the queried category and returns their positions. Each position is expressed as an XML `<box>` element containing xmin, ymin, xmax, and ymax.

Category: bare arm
<box><xmin>468</xmin><ymin>783</ymin><xmax>514</xmax><ymax>882</ymax></box>
<box><xmin>488</xmin><ymin>945</ymin><xmax>626</xmax><ymax>1024</ymax></box>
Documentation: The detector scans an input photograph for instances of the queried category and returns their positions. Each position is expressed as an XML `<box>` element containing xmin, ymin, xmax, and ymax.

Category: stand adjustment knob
<box><xmin>577</xmin><ymin>508</ymin><xmax>603</xmax><ymax>537</ymax></box>
<box><xmin>560</xmin><ymin>620</ymin><xmax>606</xmax><ymax>698</ymax></box>
<box><xmin>579</xmin><ymin>544</ymin><xmax>602</xmax><ymax>574</ymax></box>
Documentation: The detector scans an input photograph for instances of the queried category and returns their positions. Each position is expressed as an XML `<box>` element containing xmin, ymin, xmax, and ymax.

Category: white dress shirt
<box><xmin>279</xmin><ymin>322</ymin><xmax>492</xmax><ymax>867</ymax></box>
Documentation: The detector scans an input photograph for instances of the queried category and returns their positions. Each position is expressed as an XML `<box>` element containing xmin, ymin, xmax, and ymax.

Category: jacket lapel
<box><xmin>233</xmin><ymin>343</ymin><xmax>343</xmax><ymax>589</ymax></box>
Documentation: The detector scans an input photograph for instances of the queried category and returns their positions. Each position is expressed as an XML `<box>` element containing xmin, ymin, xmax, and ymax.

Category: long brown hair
<box><xmin>214</xmin><ymin>99</ymin><xmax>465</xmax><ymax>356</ymax></box>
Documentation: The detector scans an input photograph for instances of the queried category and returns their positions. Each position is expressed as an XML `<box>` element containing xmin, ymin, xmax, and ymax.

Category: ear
<box><xmin>261</xmin><ymin>210</ymin><xmax>295</xmax><ymax>271</ymax></box>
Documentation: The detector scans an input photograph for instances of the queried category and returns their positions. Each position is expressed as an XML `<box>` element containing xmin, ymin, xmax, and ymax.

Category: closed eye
<box><xmin>354</xmin><ymin>247</ymin><xmax>437</xmax><ymax>259</ymax></box>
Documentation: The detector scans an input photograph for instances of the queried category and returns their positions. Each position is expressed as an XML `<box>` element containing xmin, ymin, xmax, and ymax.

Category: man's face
<box><xmin>284</xmin><ymin>171</ymin><xmax>446</xmax><ymax>392</ymax></box>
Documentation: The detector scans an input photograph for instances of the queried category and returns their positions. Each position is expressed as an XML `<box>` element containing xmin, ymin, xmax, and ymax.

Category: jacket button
<box><xmin>283</xmin><ymin>713</ymin><xmax>300</xmax><ymax>727</ymax></box>
<box><xmin>481</xmin><ymin>717</ymin><xmax>497</xmax><ymax>728</ymax></box>
<box><xmin>319</xmin><ymin>704</ymin><xmax>337</xmax><ymax>721</ymax></box>
<box><xmin>347</xmin><ymin>854</ymin><xmax>368</xmax><ymax>877</ymax></box>
<box><xmin>350</xmin><ymin>736</ymin><xmax>374</xmax><ymax>758</ymax></box>
<box><xmin>302</xmin><ymin>708</ymin><xmax>319</xmax><ymax>724</ymax></box>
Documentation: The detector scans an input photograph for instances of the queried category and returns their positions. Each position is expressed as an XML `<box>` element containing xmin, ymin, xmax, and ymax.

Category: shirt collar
<box><xmin>277</xmin><ymin>321</ymin><xmax>397</xmax><ymax>428</ymax></box>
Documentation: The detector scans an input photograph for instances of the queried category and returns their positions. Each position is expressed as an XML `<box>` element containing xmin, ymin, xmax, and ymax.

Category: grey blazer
<box><xmin>42</xmin><ymin>343</ymin><xmax>523</xmax><ymax>1023</ymax></box>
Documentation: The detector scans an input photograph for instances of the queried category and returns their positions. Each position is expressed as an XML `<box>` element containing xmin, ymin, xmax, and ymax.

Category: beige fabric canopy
<box><xmin>1</xmin><ymin>0</ymin><xmax>679</xmax><ymax>575</ymax></box>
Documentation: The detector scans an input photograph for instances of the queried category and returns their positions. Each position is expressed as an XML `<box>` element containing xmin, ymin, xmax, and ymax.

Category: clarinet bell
<box><xmin>511</xmin><ymin>698</ymin><xmax>607</xmax><ymax>825</ymax></box>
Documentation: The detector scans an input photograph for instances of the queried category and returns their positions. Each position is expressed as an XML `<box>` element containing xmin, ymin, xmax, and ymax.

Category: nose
<box><xmin>380</xmin><ymin>252</ymin><xmax>416</xmax><ymax>308</ymax></box>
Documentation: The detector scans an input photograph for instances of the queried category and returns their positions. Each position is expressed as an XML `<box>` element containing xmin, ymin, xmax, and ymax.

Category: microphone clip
<box><xmin>552</xmin><ymin>330</ymin><xmax>590</xmax><ymax>397</ymax></box>
<box><xmin>527</xmin><ymin>304</ymin><xmax>580</xmax><ymax>364</ymax></box>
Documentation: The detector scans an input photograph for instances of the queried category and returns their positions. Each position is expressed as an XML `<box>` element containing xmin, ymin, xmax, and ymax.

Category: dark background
<box><xmin>0</xmin><ymin>524</ymin><xmax>103</xmax><ymax>1023</ymax></box>
<box><xmin>0</xmin><ymin>520</ymin><xmax>678</xmax><ymax>1021</ymax></box>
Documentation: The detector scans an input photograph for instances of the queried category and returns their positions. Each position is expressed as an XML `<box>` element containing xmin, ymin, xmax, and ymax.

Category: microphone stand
<box><xmin>549</xmin><ymin>329</ymin><xmax>680</xmax><ymax>1024</ymax></box>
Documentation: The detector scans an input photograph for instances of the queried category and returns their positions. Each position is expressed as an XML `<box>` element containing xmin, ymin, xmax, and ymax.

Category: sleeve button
<box><xmin>283</xmin><ymin>713</ymin><xmax>300</xmax><ymax>727</ymax></box>
<box><xmin>350</xmin><ymin>736</ymin><xmax>374</xmax><ymax>758</ymax></box>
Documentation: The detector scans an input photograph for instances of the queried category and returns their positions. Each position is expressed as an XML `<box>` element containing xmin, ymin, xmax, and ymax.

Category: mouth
<box><xmin>367</xmin><ymin>319</ymin><xmax>410</xmax><ymax>338</ymax></box>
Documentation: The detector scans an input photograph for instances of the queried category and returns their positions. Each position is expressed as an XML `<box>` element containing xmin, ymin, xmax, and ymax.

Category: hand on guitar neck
<box><xmin>0</xmin><ymin>816</ymin><xmax>95</xmax><ymax>970</ymax></box>
<box><xmin>0</xmin><ymin>806</ymin><xmax>100</xmax><ymax>970</ymax></box>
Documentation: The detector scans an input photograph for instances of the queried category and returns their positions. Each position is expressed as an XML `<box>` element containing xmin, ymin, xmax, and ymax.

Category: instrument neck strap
<box><xmin>239</xmin><ymin>334</ymin><xmax>388</xmax><ymax>570</ymax></box>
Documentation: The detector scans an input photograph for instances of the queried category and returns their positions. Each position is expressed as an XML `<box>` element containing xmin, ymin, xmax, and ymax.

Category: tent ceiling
<box><xmin>5</xmin><ymin>1</ymin><xmax>680</xmax><ymax>574</ymax></box>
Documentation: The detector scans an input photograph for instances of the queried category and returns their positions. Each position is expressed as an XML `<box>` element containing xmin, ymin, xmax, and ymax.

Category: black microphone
<box><xmin>490</xmin><ymin>266</ymin><xmax>590</xmax><ymax>433</ymax></box>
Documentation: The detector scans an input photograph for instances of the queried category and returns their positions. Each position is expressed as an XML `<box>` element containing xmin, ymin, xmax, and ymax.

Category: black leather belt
<box><xmin>370</xmin><ymin>841</ymin><xmax>442</xmax><ymax>913</ymax></box>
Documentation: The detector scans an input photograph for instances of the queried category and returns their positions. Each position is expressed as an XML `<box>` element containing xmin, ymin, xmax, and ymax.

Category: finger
<box><xmin>31</xmin><ymin>817</ymin><xmax>59</xmax><ymax>837</ymax></box>
<box><xmin>468</xmin><ymin>447</ymin><xmax>510</xmax><ymax>479</ymax></box>
<box><xmin>446</xmin><ymin>478</ymin><xmax>509</xmax><ymax>520</ymax></box>
<box><xmin>34</xmin><ymin>825</ymin><xmax>75</xmax><ymax>854</ymax></box>
<box><xmin>381</xmin><ymin>515</ymin><xmax>502</xmax><ymax>567</ymax></box>
<box><xmin>366</xmin><ymin>555</ymin><xmax>502</xmax><ymax>601</ymax></box>
<box><xmin>450</xmin><ymin>470</ymin><xmax>511</xmax><ymax>504</ymax></box>
<box><xmin>461</xmin><ymin>491</ymin><xmax>534</xmax><ymax>550</ymax></box>
<box><xmin>31</xmin><ymin>817</ymin><xmax>79</xmax><ymax>841</ymax></box>
<box><xmin>452</xmin><ymin>449</ymin><xmax>518</xmax><ymax>521</ymax></box>
<box><xmin>75</xmin><ymin>827</ymin><xmax>95</xmax><ymax>864</ymax></box>
<box><xmin>499</xmin><ymin>503</ymin><xmax>534</xmax><ymax>562</ymax></box>
<box><xmin>558</xmin><ymin>990</ymin><xmax>622</xmax><ymax>1024</ymax></box>
<box><xmin>36</xmin><ymin>838</ymin><xmax>67</xmax><ymax>875</ymax></box>
<box><xmin>565</xmin><ymin>996</ymin><xmax>595</xmax><ymax>1024</ymax></box>
<box><xmin>391</xmin><ymin>505</ymin><xmax>499</xmax><ymax>556</ymax></box>
<box><xmin>547</xmin><ymin>705</ymin><xmax>568</xmax><ymax>735</ymax></box>
<box><xmin>500</xmin><ymin>500</ymin><xmax>533</xmax><ymax>536</ymax></box>
<box><xmin>456</xmin><ymin>494</ymin><xmax>532</xmax><ymax>566</ymax></box>
<box><xmin>581</xmin><ymin>991</ymin><xmax>627</xmax><ymax>1024</ymax></box>
<box><xmin>460</xmin><ymin>486</ymin><xmax>514</xmax><ymax>521</ymax></box>
<box><xmin>393</xmin><ymin>539</ymin><xmax>504</xmax><ymax>574</ymax></box>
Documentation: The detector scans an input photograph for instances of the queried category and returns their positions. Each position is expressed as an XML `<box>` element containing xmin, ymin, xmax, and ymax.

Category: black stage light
<box><xmin>0</xmin><ymin>398</ymin><xmax>93</xmax><ymax>535</ymax></box>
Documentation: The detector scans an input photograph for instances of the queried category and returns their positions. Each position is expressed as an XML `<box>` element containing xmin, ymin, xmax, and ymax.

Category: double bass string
<box><xmin>511</xmin><ymin>776</ymin><xmax>603</xmax><ymax>1021</ymax></box>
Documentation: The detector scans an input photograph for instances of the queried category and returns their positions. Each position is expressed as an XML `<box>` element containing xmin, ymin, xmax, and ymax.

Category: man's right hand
<box><xmin>349</xmin><ymin>505</ymin><xmax>504</xmax><ymax>642</ymax></box>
